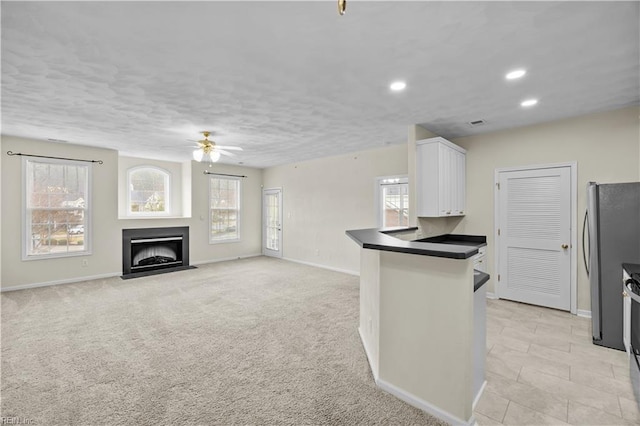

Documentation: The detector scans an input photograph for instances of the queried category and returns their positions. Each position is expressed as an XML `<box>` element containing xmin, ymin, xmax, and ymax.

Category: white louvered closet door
<box><xmin>498</xmin><ymin>167</ymin><xmax>571</xmax><ymax>310</ymax></box>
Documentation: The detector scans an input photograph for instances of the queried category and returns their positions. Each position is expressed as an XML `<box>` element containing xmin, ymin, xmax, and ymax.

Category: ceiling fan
<box><xmin>191</xmin><ymin>131</ymin><xmax>242</xmax><ymax>164</ymax></box>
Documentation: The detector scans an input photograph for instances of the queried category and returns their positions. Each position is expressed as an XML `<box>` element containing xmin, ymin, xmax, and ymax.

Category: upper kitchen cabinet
<box><xmin>416</xmin><ymin>137</ymin><xmax>466</xmax><ymax>217</ymax></box>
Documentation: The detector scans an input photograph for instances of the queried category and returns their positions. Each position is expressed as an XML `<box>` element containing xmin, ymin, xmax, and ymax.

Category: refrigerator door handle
<box><xmin>583</xmin><ymin>210</ymin><xmax>590</xmax><ymax>276</ymax></box>
<box><xmin>587</xmin><ymin>182</ymin><xmax>601</xmax><ymax>342</ymax></box>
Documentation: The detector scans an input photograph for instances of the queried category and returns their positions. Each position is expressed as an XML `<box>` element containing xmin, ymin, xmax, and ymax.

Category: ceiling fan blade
<box><xmin>216</xmin><ymin>149</ymin><xmax>237</xmax><ymax>158</ymax></box>
<box><xmin>215</xmin><ymin>145</ymin><xmax>243</xmax><ymax>151</ymax></box>
<box><xmin>159</xmin><ymin>144</ymin><xmax>199</xmax><ymax>150</ymax></box>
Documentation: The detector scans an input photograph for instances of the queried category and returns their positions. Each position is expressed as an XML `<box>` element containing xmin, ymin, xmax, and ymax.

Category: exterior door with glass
<box><xmin>263</xmin><ymin>188</ymin><xmax>283</xmax><ymax>258</ymax></box>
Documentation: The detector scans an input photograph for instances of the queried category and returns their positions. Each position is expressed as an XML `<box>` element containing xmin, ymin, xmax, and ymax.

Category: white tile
<box><xmin>491</xmin><ymin>344</ymin><xmax>570</xmax><ymax>379</ymax></box>
<box><xmin>568</xmin><ymin>400</ymin><xmax>635</xmax><ymax>425</ymax></box>
<box><xmin>475</xmin><ymin>390</ymin><xmax>510</xmax><ymax>423</ymax></box>
<box><xmin>570</xmin><ymin>343</ymin><xmax>629</xmax><ymax>368</ymax></box>
<box><xmin>486</xmin><ymin>355</ymin><xmax>521</xmax><ymax>381</ymax></box>
<box><xmin>486</xmin><ymin>371</ymin><xmax>568</xmax><ymax>422</ymax></box>
<box><xmin>502</xmin><ymin>401</ymin><xmax>569</xmax><ymax>425</ymax></box>
<box><xmin>529</xmin><ymin>343</ymin><xmax>616</xmax><ymax>379</ymax></box>
<box><xmin>474</xmin><ymin>411</ymin><xmax>505</xmax><ymax>426</ymax></box>
<box><xmin>518</xmin><ymin>366</ymin><xmax>622</xmax><ymax>418</ymax></box>
<box><xmin>613</xmin><ymin>363</ymin><xmax>632</xmax><ymax>381</ymax></box>
<box><xmin>618</xmin><ymin>395</ymin><xmax>640</xmax><ymax>423</ymax></box>
<box><xmin>501</xmin><ymin>326</ymin><xmax>570</xmax><ymax>352</ymax></box>
<box><xmin>570</xmin><ymin>367</ymin><xmax>634</xmax><ymax>398</ymax></box>
<box><xmin>535</xmin><ymin>324</ymin><xmax>595</xmax><ymax>347</ymax></box>
<box><xmin>487</xmin><ymin>332</ymin><xmax>531</xmax><ymax>353</ymax></box>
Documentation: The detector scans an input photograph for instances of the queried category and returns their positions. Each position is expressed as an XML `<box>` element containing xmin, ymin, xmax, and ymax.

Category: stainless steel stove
<box><xmin>623</xmin><ymin>265</ymin><xmax>640</xmax><ymax>409</ymax></box>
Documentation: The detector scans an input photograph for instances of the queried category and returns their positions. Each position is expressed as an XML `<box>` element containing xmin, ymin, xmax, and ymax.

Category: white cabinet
<box><xmin>416</xmin><ymin>137</ymin><xmax>466</xmax><ymax>217</ymax></box>
<box><xmin>473</xmin><ymin>246</ymin><xmax>487</xmax><ymax>272</ymax></box>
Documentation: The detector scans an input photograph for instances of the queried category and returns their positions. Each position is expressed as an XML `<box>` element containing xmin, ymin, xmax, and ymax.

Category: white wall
<box><xmin>3</xmin><ymin>107</ymin><xmax>638</xmax><ymax>293</ymax></box>
<box><xmin>1</xmin><ymin>136</ymin><xmax>262</xmax><ymax>289</ymax></box>
<box><xmin>450</xmin><ymin>106</ymin><xmax>640</xmax><ymax>311</ymax></box>
<box><xmin>188</xmin><ymin>161</ymin><xmax>263</xmax><ymax>264</ymax></box>
<box><xmin>1</xmin><ymin>137</ymin><xmax>121</xmax><ymax>288</ymax></box>
<box><xmin>263</xmin><ymin>144</ymin><xmax>408</xmax><ymax>274</ymax></box>
<box><xmin>0</xmin><ymin>137</ymin><xmax>3</xmax><ymax>286</ymax></box>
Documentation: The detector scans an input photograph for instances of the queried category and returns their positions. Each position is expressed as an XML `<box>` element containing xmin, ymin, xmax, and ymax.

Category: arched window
<box><xmin>127</xmin><ymin>166</ymin><xmax>170</xmax><ymax>215</ymax></box>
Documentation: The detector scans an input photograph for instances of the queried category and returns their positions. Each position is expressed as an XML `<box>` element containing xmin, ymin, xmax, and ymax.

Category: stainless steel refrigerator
<box><xmin>584</xmin><ymin>182</ymin><xmax>640</xmax><ymax>351</ymax></box>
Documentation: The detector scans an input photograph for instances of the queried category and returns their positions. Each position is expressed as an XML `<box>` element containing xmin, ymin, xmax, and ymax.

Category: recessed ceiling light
<box><xmin>506</xmin><ymin>69</ymin><xmax>527</xmax><ymax>80</ymax></box>
<box><xmin>521</xmin><ymin>98</ymin><xmax>538</xmax><ymax>107</ymax></box>
<box><xmin>390</xmin><ymin>81</ymin><xmax>406</xmax><ymax>91</ymax></box>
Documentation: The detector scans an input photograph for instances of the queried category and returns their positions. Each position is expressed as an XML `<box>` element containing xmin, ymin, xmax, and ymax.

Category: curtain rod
<box><xmin>380</xmin><ymin>182</ymin><xmax>408</xmax><ymax>186</ymax></box>
<box><xmin>203</xmin><ymin>171</ymin><xmax>247</xmax><ymax>178</ymax></box>
<box><xmin>6</xmin><ymin>151</ymin><xmax>104</xmax><ymax>164</ymax></box>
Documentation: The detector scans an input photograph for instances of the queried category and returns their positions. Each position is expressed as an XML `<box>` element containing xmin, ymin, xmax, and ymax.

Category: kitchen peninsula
<box><xmin>346</xmin><ymin>227</ymin><xmax>489</xmax><ymax>426</ymax></box>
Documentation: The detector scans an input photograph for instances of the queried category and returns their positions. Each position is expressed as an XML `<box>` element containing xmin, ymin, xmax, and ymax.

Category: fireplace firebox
<box><xmin>122</xmin><ymin>226</ymin><xmax>193</xmax><ymax>279</ymax></box>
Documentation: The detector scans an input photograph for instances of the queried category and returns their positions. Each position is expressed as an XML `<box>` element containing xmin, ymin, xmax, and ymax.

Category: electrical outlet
<box><xmin>81</xmin><ymin>259</ymin><xmax>88</xmax><ymax>267</ymax></box>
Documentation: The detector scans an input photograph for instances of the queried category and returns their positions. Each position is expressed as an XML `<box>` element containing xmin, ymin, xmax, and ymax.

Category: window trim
<box><xmin>126</xmin><ymin>165</ymin><xmax>171</xmax><ymax>217</ymax></box>
<box><xmin>209</xmin><ymin>176</ymin><xmax>241</xmax><ymax>244</ymax></box>
<box><xmin>22</xmin><ymin>156</ymin><xmax>92</xmax><ymax>261</ymax></box>
<box><xmin>376</xmin><ymin>174</ymin><xmax>409</xmax><ymax>228</ymax></box>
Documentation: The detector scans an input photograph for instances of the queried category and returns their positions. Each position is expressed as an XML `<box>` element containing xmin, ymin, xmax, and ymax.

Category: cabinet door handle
<box><xmin>446</xmin><ymin>211</ymin><xmax>451</xmax><ymax>215</ymax></box>
<box><xmin>460</xmin><ymin>211</ymin><xmax>464</xmax><ymax>214</ymax></box>
<box><xmin>561</xmin><ymin>244</ymin><xmax>569</xmax><ymax>249</ymax></box>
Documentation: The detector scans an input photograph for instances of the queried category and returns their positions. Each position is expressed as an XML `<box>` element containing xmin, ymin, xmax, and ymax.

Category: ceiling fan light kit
<box><xmin>192</xmin><ymin>131</ymin><xmax>242</xmax><ymax>165</ymax></box>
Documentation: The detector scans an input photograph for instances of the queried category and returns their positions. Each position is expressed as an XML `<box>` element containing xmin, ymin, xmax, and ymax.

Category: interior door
<box><xmin>497</xmin><ymin>166</ymin><xmax>572</xmax><ymax>310</ymax></box>
<box><xmin>263</xmin><ymin>188</ymin><xmax>282</xmax><ymax>258</ymax></box>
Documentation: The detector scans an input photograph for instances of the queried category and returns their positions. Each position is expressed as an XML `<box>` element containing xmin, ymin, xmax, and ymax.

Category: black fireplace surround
<box><xmin>122</xmin><ymin>226</ymin><xmax>193</xmax><ymax>279</ymax></box>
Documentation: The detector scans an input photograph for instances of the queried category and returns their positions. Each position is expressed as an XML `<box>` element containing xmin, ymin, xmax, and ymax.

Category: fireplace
<box><xmin>122</xmin><ymin>226</ymin><xmax>193</xmax><ymax>279</ymax></box>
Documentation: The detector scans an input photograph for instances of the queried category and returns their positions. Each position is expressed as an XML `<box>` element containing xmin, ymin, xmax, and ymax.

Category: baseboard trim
<box><xmin>376</xmin><ymin>378</ymin><xmax>474</xmax><ymax>426</ymax></box>
<box><xmin>191</xmin><ymin>253</ymin><xmax>263</xmax><ymax>266</ymax></box>
<box><xmin>1</xmin><ymin>271</ymin><xmax>121</xmax><ymax>292</ymax></box>
<box><xmin>358</xmin><ymin>327</ymin><xmax>379</xmax><ymax>381</ymax></box>
<box><xmin>577</xmin><ymin>309</ymin><xmax>592</xmax><ymax>318</ymax></box>
<box><xmin>2</xmin><ymin>254</ymin><xmax>265</xmax><ymax>292</ymax></box>
<box><xmin>473</xmin><ymin>380</ymin><xmax>487</xmax><ymax>410</ymax></box>
<box><xmin>281</xmin><ymin>257</ymin><xmax>359</xmax><ymax>276</ymax></box>
<box><xmin>486</xmin><ymin>292</ymin><xmax>498</xmax><ymax>300</ymax></box>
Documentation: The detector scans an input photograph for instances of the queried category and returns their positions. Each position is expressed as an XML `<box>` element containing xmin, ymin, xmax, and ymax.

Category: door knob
<box><xmin>561</xmin><ymin>244</ymin><xmax>569</xmax><ymax>249</ymax></box>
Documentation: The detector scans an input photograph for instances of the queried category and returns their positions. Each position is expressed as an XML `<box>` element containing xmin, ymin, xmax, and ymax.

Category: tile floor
<box><xmin>473</xmin><ymin>298</ymin><xmax>640</xmax><ymax>425</ymax></box>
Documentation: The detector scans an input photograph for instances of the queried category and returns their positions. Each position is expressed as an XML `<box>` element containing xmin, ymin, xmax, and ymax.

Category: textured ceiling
<box><xmin>2</xmin><ymin>1</ymin><xmax>639</xmax><ymax>168</ymax></box>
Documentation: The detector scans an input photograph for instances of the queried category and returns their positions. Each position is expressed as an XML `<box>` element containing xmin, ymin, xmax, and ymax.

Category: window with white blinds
<box><xmin>23</xmin><ymin>157</ymin><xmax>91</xmax><ymax>259</ymax></box>
<box><xmin>209</xmin><ymin>176</ymin><xmax>241</xmax><ymax>243</ymax></box>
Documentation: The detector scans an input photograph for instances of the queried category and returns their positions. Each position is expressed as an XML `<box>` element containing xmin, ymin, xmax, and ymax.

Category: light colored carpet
<box><xmin>1</xmin><ymin>256</ymin><xmax>446</xmax><ymax>425</ymax></box>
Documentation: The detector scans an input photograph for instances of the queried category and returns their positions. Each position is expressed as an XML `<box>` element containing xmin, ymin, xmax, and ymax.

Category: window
<box><xmin>127</xmin><ymin>166</ymin><xmax>170</xmax><ymax>215</ymax></box>
<box><xmin>209</xmin><ymin>177</ymin><xmax>240</xmax><ymax>243</ymax></box>
<box><xmin>378</xmin><ymin>176</ymin><xmax>409</xmax><ymax>228</ymax></box>
<box><xmin>23</xmin><ymin>158</ymin><xmax>91</xmax><ymax>259</ymax></box>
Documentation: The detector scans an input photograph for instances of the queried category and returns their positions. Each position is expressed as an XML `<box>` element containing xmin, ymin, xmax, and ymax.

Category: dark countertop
<box><xmin>417</xmin><ymin>234</ymin><xmax>487</xmax><ymax>248</ymax></box>
<box><xmin>346</xmin><ymin>227</ymin><xmax>481</xmax><ymax>260</ymax></box>
<box><xmin>474</xmin><ymin>270</ymin><xmax>490</xmax><ymax>292</ymax></box>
